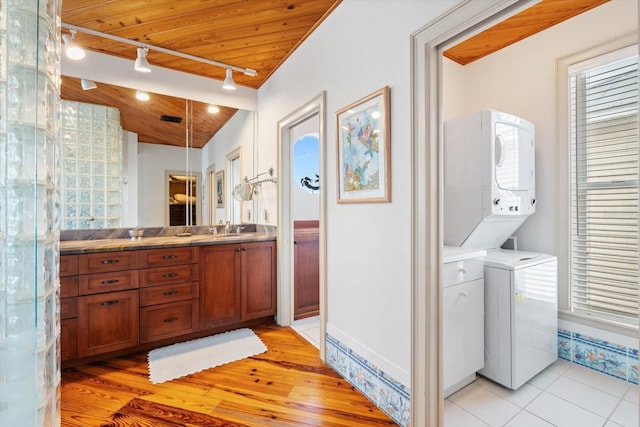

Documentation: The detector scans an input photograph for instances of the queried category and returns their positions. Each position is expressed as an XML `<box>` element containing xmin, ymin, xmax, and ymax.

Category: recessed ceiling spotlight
<box><xmin>207</xmin><ymin>104</ymin><xmax>220</xmax><ymax>114</ymax></box>
<box><xmin>135</xmin><ymin>90</ymin><xmax>150</xmax><ymax>101</ymax></box>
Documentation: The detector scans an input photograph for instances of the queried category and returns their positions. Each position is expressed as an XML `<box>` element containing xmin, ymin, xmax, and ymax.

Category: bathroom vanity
<box><xmin>60</xmin><ymin>230</ymin><xmax>276</xmax><ymax>367</ymax></box>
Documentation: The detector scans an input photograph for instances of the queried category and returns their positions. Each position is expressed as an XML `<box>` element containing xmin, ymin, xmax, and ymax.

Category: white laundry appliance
<box><xmin>443</xmin><ymin>110</ymin><xmax>557</xmax><ymax>390</ymax></box>
<box><xmin>479</xmin><ymin>249</ymin><xmax>558</xmax><ymax>390</ymax></box>
<box><xmin>444</xmin><ymin>109</ymin><xmax>536</xmax><ymax>249</ymax></box>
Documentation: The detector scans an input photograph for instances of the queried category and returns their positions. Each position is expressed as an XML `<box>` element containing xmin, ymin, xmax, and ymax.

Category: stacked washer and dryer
<box><xmin>444</xmin><ymin>110</ymin><xmax>558</xmax><ymax>390</ymax></box>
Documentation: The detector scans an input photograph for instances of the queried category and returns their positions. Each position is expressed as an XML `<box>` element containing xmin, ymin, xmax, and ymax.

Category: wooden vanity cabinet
<box><xmin>200</xmin><ymin>240</ymin><xmax>277</xmax><ymax>328</ymax></box>
<box><xmin>62</xmin><ymin>239</ymin><xmax>275</xmax><ymax>365</ymax></box>
<box><xmin>138</xmin><ymin>247</ymin><xmax>200</xmax><ymax>344</ymax></box>
<box><xmin>241</xmin><ymin>241</ymin><xmax>277</xmax><ymax>321</ymax></box>
<box><xmin>59</xmin><ymin>255</ymin><xmax>78</xmax><ymax>362</ymax></box>
<box><xmin>293</xmin><ymin>221</ymin><xmax>319</xmax><ymax>320</ymax></box>
<box><xmin>199</xmin><ymin>244</ymin><xmax>242</xmax><ymax>329</ymax></box>
<box><xmin>76</xmin><ymin>251</ymin><xmax>140</xmax><ymax>358</ymax></box>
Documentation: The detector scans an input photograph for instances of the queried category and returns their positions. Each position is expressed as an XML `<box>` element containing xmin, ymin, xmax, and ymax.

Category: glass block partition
<box><xmin>60</xmin><ymin>101</ymin><xmax>122</xmax><ymax>230</ymax></box>
<box><xmin>0</xmin><ymin>0</ymin><xmax>62</xmax><ymax>425</ymax></box>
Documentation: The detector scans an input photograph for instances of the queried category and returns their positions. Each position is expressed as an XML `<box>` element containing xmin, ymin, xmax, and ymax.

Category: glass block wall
<box><xmin>60</xmin><ymin>101</ymin><xmax>123</xmax><ymax>229</ymax></box>
<box><xmin>0</xmin><ymin>0</ymin><xmax>62</xmax><ymax>425</ymax></box>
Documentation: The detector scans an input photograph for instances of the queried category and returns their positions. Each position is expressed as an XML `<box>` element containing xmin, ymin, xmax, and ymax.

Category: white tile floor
<box><xmin>445</xmin><ymin>360</ymin><xmax>639</xmax><ymax>427</ymax></box>
<box><xmin>291</xmin><ymin>315</ymin><xmax>320</xmax><ymax>348</ymax></box>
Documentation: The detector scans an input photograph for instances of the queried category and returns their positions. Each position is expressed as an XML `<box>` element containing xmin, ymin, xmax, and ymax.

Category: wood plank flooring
<box><xmin>61</xmin><ymin>324</ymin><xmax>396</xmax><ymax>426</ymax></box>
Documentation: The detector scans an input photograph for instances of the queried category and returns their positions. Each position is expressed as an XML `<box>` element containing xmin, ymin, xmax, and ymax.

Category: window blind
<box><xmin>569</xmin><ymin>51</ymin><xmax>639</xmax><ymax>325</ymax></box>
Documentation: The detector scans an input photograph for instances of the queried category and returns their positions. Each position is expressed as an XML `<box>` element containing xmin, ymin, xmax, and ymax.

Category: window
<box><xmin>569</xmin><ymin>46</ymin><xmax>639</xmax><ymax>326</ymax></box>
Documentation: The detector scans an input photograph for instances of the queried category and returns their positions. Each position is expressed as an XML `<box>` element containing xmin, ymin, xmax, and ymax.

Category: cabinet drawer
<box><xmin>139</xmin><ymin>281</ymin><xmax>198</xmax><ymax>307</ymax></box>
<box><xmin>139</xmin><ymin>247</ymin><xmax>199</xmax><ymax>268</ymax></box>
<box><xmin>61</xmin><ymin>297</ymin><xmax>78</xmax><ymax>319</ymax></box>
<box><xmin>60</xmin><ymin>255</ymin><xmax>78</xmax><ymax>277</ymax></box>
<box><xmin>443</xmin><ymin>258</ymin><xmax>483</xmax><ymax>287</ymax></box>
<box><xmin>140</xmin><ymin>300</ymin><xmax>198</xmax><ymax>343</ymax></box>
<box><xmin>139</xmin><ymin>264</ymin><xmax>198</xmax><ymax>287</ymax></box>
<box><xmin>79</xmin><ymin>270</ymin><xmax>139</xmax><ymax>295</ymax></box>
<box><xmin>60</xmin><ymin>276</ymin><xmax>79</xmax><ymax>298</ymax></box>
<box><xmin>78</xmin><ymin>251</ymin><xmax>139</xmax><ymax>274</ymax></box>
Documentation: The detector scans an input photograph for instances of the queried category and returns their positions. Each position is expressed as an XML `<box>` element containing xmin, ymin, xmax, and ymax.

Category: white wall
<box><xmin>443</xmin><ymin>0</ymin><xmax>637</xmax><ymax>255</ymax></box>
<box><xmin>256</xmin><ymin>0</ymin><xmax>459</xmax><ymax>386</ymax></box>
<box><xmin>137</xmin><ymin>142</ymin><xmax>202</xmax><ymax>226</ymax></box>
<box><xmin>201</xmin><ymin>109</ymin><xmax>256</xmax><ymax>224</ymax></box>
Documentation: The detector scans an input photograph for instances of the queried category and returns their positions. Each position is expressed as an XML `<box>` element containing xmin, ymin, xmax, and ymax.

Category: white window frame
<box><xmin>556</xmin><ymin>33</ymin><xmax>639</xmax><ymax>335</ymax></box>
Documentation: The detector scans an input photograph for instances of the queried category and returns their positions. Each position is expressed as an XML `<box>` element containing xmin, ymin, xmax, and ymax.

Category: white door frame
<box><xmin>277</xmin><ymin>92</ymin><xmax>327</xmax><ymax>360</ymax></box>
<box><xmin>410</xmin><ymin>1</ymin><xmax>532</xmax><ymax>425</ymax></box>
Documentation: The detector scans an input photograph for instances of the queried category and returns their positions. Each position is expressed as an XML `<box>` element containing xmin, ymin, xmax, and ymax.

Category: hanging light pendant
<box><xmin>222</xmin><ymin>68</ymin><xmax>236</xmax><ymax>90</ymax></box>
<box><xmin>134</xmin><ymin>47</ymin><xmax>151</xmax><ymax>73</ymax></box>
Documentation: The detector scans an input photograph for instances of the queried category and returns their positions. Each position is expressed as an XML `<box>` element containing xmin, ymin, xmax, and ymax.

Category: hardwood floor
<box><xmin>61</xmin><ymin>324</ymin><xmax>396</xmax><ymax>426</ymax></box>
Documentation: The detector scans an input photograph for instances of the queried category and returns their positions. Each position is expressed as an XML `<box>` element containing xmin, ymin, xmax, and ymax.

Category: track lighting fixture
<box><xmin>135</xmin><ymin>90</ymin><xmax>150</xmax><ymax>101</ymax></box>
<box><xmin>207</xmin><ymin>104</ymin><xmax>220</xmax><ymax>114</ymax></box>
<box><xmin>222</xmin><ymin>68</ymin><xmax>236</xmax><ymax>91</ymax></box>
<box><xmin>61</xmin><ymin>23</ymin><xmax>259</xmax><ymax>89</ymax></box>
<box><xmin>134</xmin><ymin>47</ymin><xmax>151</xmax><ymax>73</ymax></box>
<box><xmin>62</xmin><ymin>30</ymin><xmax>85</xmax><ymax>60</ymax></box>
<box><xmin>80</xmin><ymin>79</ymin><xmax>97</xmax><ymax>90</ymax></box>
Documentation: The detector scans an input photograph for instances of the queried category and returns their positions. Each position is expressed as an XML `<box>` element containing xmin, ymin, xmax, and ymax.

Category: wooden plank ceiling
<box><xmin>60</xmin><ymin>0</ymin><xmax>342</xmax><ymax>147</ymax></box>
<box><xmin>444</xmin><ymin>0</ymin><xmax>610</xmax><ymax>65</ymax></box>
<box><xmin>61</xmin><ymin>0</ymin><xmax>610</xmax><ymax>147</ymax></box>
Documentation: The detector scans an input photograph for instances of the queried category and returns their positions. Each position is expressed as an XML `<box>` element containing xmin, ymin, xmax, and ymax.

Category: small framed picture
<box><xmin>336</xmin><ymin>86</ymin><xmax>391</xmax><ymax>203</ymax></box>
<box><xmin>216</xmin><ymin>170</ymin><xmax>225</xmax><ymax>208</ymax></box>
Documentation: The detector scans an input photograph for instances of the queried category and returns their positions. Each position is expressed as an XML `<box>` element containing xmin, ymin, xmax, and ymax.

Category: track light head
<box><xmin>222</xmin><ymin>68</ymin><xmax>236</xmax><ymax>90</ymax></box>
<box><xmin>80</xmin><ymin>79</ymin><xmax>97</xmax><ymax>90</ymax></box>
<box><xmin>63</xmin><ymin>31</ymin><xmax>85</xmax><ymax>60</ymax></box>
<box><xmin>134</xmin><ymin>47</ymin><xmax>152</xmax><ymax>73</ymax></box>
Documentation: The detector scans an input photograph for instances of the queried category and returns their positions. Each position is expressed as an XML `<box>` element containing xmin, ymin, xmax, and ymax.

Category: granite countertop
<box><xmin>60</xmin><ymin>231</ymin><xmax>276</xmax><ymax>255</ymax></box>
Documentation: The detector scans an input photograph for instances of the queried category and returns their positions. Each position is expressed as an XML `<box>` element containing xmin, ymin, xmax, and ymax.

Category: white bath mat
<box><xmin>147</xmin><ymin>328</ymin><xmax>267</xmax><ymax>384</ymax></box>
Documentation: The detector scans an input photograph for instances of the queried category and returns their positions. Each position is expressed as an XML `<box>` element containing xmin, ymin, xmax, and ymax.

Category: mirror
<box><xmin>59</xmin><ymin>77</ymin><xmax>257</xmax><ymax>230</ymax></box>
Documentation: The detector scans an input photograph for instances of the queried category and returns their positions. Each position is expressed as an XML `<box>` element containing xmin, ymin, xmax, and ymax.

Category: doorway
<box><xmin>277</xmin><ymin>92</ymin><xmax>327</xmax><ymax>359</ymax></box>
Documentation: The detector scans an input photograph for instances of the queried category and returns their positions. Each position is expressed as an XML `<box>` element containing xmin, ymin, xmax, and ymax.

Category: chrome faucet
<box><xmin>224</xmin><ymin>221</ymin><xmax>232</xmax><ymax>235</ymax></box>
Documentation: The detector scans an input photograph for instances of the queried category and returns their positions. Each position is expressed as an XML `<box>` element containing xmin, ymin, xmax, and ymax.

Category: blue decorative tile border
<box><xmin>558</xmin><ymin>328</ymin><xmax>638</xmax><ymax>384</ymax></box>
<box><xmin>326</xmin><ymin>334</ymin><xmax>409</xmax><ymax>426</ymax></box>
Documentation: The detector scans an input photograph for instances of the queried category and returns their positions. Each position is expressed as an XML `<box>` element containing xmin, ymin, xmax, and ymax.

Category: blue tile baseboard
<box><xmin>558</xmin><ymin>327</ymin><xmax>638</xmax><ymax>384</ymax></box>
<box><xmin>326</xmin><ymin>334</ymin><xmax>410</xmax><ymax>426</ymax></box>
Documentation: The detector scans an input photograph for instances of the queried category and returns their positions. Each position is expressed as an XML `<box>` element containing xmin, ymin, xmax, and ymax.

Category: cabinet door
<box><xmin>241</xmin><ymin>241</ymin><xmax>277</xmax><ymax>321</ymax></box>
<box><xmin>294</xmin><ymin>235</ymin><xmax>319</xmax><ymax>319</ymax></box>
<box><xmin>199</xmin><ymin>244</ymin><xmax>241</xmax><ymax>329</ymax></box>
<box><xmin>443</xmin><ymin>279</ymin><xmax>484</xmax><ymax>391</ymax></box>
<box><xmin>61</xmin><ymin>318</ymin><xmax>77</xmax><ymax>362</ymax></box>
<box><xmin>77</xmin><ymin>290</ymin><xmax>139</xmax><ymax>358</ymax></box>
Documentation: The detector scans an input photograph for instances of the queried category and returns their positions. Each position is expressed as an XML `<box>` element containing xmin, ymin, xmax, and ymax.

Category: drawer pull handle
<box><xmin>458</xmin><ymin>267</ymin><xmax>467</xmax><ymax>273</ymax></box>
<box><xmin>163</xmin><ymin>273</ymin><xmax>178</xmax><ymax>278</ymax></box>
<box><xmin>235</xmin><ymin>248</ymin><xmax>241</xmax><ymax>253</ymax></box>
<box><xmin>101</xmin><ymin>279</ymin><xmax>120</xmax><ymax>285</ymax></box>
<box><xmin>163</xmin><ymin>317</ymin><xmax>178</xmax><ymax>323</ymax></box>
<box><xmin>101</xmin><ymin>259</ymin><xmax>119</xmax><ymax>265</ymax></box>
<box><xmin>163</xmin><ymin>290</ymin><xmax>179</xmax><ymax>296</ymax></box>
<box><xmin>459</xmin><ymin>291</ymin><xmax>468</xmax><ymax>297</ymax></box>
<box><xmin>163</xmin><ymin>255</ymin><xmax>178</xmax><ymax>259</ymax></box>
<box><xmin>101</xmin><ymin>300</ymin><xmax>119</xmax><ymax>306</ymax></box>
